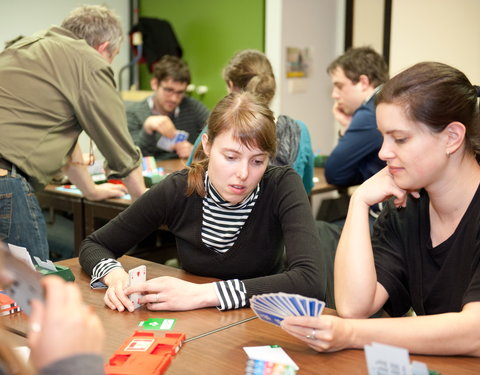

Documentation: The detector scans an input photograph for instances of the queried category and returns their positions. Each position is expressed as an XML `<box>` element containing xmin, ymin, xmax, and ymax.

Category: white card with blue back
<box><xmin>156</xmin><ymin>130</ymin><xmax>189</xmax><ymax>151</ymax></box>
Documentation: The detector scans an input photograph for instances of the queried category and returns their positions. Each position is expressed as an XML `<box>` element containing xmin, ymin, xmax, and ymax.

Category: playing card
<box><xmin>364</xmin><ymin>342</ymin><xmax>410</xmax><ymax>375</ymax></box>
<box><xmin>174</xmin><ymin>130</ymin><xmax>189</xmax><ymax>143</ymax></box>
<box><xmin>250</xmin><ymin>292</ymin><xmax>325</xmax><ymax>326</ymax></box>
<box><xmin>138</xmin><ymin>318</ymin><xmax>176</xmax><ymax>330</ymax></box>
<box><xmin>259</xmin><ymin>295</ymin><xmax>287</xmax><ymax>313</ymax></box>
<box><xmin>156</xmin><ymin>130</ymin><xmax>189</xmax><ymax>151</ymax></box>
<box><xmin>280</xmin><ymin>293</ymin><xmax>307</xmax><ymax>316</ymax></box>
<box><xmin>7</xmin><ymin>243</ymin><xmax>35</xmax><ymax>269</ymax></box>
<box><xmin>243</xmin><ymin>346</ymin><xmax>299</xmax><ymax>370</ymax></box>
<box><xmin>267</xmin><ymin>294</ymin><xmax>298</xmax><ymax>316</ymax></box>
<box><xmin>252</xmin><ymin>308</ymin><xmax>285</xmax><ymax>326</ymax></box>
<box><xmin>156</xmin><ymin>135</ymin><xmax>176</xmax><ymax>151</ymax></box>
<box><xmin>251</xmin><ymin>298</ymin><xmax>283</xmax><ymax>316</ymax></box>
<box><xmin>128</xmin><ymin>265</ymin><xmax>146</xmax><ymax>309</ymax></box>
<box><xmin>0</xmin><ymin>244</ymin><xmax>43</xmax><ymax>316</ymax></box>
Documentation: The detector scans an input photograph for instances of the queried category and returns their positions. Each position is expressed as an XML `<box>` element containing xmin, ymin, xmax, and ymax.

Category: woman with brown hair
<box><xmin>80</xmin><ymin>91</ymin><xmax>325</xmax><ymax>312</ymax></box>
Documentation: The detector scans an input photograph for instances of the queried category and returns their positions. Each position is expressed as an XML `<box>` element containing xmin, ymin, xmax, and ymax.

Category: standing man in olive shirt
<box><xmin>0</xmin><ymin>5</ymin><xmax>146</xmax><ymax>260</ymax></box>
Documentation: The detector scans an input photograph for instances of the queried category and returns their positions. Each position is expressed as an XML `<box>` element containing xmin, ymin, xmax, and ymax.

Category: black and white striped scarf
<box><xmin>201</xmin><ymin>172</ymin><xmax>260</xmax><ymax>253</ymax></box>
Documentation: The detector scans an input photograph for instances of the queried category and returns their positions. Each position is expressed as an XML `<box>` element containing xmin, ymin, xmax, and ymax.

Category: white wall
<box><xmin>0</xmin><ymin>1</ymin><xmax>130</xmax><ymax>155</ymax></box>
<box><xmin>266</xmin><ymin>0</ymin><xmax>343</xmax><ymax>156</ymax></box>
<box><xmin>0</xmin><ymin>1</ymin><xmax>130</xmax><ymax>90</ymax></box>
<box><xmin>266</xmin><ymin>0</ymin><xmax>344</xmax><ymax>215</ymax></box>
<box><xmin>269</xmin><ymin>0</ymin><xmax>480</xmax><ymax>160</ymax></box>
<box><xmin>353</xmin><ymin>0</ymin><xmax>384</xmax><ymax>53</ymax></box>
<box><xmin>390</xmin><ymin>0</ymin><xmax>480</xmax><ymax>82</ymax></box>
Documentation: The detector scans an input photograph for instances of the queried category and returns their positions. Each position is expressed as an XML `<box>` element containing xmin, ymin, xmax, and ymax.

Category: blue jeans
<box><xmin>0</xmin><ymin>165</ymin><xmax>48</xmax><ymax>260</ymax></box>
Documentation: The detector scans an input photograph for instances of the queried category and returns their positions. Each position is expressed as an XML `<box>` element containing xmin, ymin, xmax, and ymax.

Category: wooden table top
<box><xmin>3</xmin><ymin>256</ymin><xmax>480</xmax><ymax>374</ymax></box>
<box><xmin>3</xmin><ymin>256</ymin><xmax>255</xmax><ymax>361</ymax></box>
<box><xmin>169</xmin><ymin>314</ymin><xmax>480</xmax><ymax>374</ymax></box>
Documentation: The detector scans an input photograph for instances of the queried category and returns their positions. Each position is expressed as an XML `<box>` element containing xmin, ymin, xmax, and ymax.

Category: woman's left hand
<box><xmin>281</xmin><ymin>315</ymin><xmax>354</xmax><ymax>352</ymax></box>
<box><xmin>123</xmin><ymin>276</ymin><xmax>218</xmax><ymax>311</ymax></box>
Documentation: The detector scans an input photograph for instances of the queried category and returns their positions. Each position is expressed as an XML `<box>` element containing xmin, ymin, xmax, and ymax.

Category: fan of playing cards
<box><xmin>250</xmin><ymin>293</ymin><xmax>325</xmax><ymax>326</ymax></box>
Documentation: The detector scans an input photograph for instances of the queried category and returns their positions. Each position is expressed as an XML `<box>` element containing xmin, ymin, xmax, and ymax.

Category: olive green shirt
<box><xmin>0</xmin><ymin>26</ymin><xmax>142</xmax><ymax>190</ymax></box>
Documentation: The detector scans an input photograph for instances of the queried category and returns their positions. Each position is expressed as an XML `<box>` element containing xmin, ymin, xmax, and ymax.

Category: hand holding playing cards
<box><xmin>281</xmin><ymin>315</ymin><xmax>354</xmax><ymax>353</ymax></box>
<box><xmin>28</xmin><ymin>276</ymin><xmax>104</xmax><ymax>370</ymax></box>
<box><xmin>143</xmin><ymin>115</ymin><xmax>177</xmax><ymax>138</ymax></box>
<box><xmin>102</xmin><ymin>267</ymin><xmax>133</xmax><ymax>312</ymax></box>
<box><xmin>124</xmin><ymin>276</ymin><xmax>218</xmax><ymax>311</ymax></box>
<box><xmin>250</xmin><ymin>293</ymin><xmax>352</xmax><ymax>352</ymax></box>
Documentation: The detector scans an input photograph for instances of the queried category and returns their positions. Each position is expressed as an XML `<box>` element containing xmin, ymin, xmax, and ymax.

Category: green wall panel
<box><xmin>139</xmin><ymin>0</ymin><xmax>265</xmax><ymax>109</ymax></box>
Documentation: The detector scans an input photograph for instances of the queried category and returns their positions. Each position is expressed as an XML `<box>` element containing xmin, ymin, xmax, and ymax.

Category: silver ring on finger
<box><xmin>306</xmin><ymin>328</ymin><xmax>316</xmax><ymax>340</ymax></box>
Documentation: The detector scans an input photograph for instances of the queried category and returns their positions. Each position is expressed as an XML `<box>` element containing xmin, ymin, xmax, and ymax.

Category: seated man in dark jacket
<box><xmin>325</xmin><ymin>46</ymin><xmax>388</xmax><ymax>187</ymax></box>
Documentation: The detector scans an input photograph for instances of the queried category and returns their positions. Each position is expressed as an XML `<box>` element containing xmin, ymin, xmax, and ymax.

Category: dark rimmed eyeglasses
<box><xmin>160</xmin><ymin>85</ymin><xmax>186</xmax><ymax>97</ymax></box>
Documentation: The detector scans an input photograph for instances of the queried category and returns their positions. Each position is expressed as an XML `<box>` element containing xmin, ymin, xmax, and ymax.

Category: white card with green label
<box><xmin>138</xmin><ymin>318</ymin><xmax>176</xmax><ymax>330</ymax></box>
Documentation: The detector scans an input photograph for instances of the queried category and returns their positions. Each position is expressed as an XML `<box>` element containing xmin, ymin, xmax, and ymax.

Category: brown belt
<box><xmin>0</xmin><ymin>158</ymin><xmax>12</xmax><ymax>171</ymax></box>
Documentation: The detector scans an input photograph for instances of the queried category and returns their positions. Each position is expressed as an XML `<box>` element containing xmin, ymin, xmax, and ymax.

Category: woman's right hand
<box><xmin>102</xmin><ymin>268</ymin><xmax>133</xmax><ymax>312</ymax></box>
<box><xmin>28</xmin><ymin>276</ymin><xmax>104</xmax><ymax>370</ymax></box>
<box><xmin>352</xmin><ymin>167</ymin><xmax>419</xmax><ymax>208</ymax></box>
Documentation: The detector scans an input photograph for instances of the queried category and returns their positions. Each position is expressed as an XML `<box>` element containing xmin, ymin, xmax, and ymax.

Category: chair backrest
<box><xmin>120</xmin><ymin>90</ymin><xmax>153</xmax><ymax>102</ymax></box>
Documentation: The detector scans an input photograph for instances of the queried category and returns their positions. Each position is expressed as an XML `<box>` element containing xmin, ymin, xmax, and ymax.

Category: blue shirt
<box><xmin>325</xmin><ymin>94</ymin><xmax>385</xmax><ymax>186</ymax></box>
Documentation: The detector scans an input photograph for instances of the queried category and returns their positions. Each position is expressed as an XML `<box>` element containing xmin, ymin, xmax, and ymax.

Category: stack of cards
<box><xmin>244</xmin><ymin>345</ymin><xmax>299</xmax><ymax>374</ymax></box>
<box><xmin>156</xmin><ymin>130</ymin><xmax>189</xmax><ymax>151</ymax></box>
<box><xmin>250</xmin><ymin>293</ymin><xmax>325</xmax><ymax>326</ymax></box>
<box><xmin>128</xmin><ymin>265</ymin><xmax>146</xmax><ymax>309</ymax></box>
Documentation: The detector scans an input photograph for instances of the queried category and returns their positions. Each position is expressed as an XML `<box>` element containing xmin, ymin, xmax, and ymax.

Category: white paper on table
<box><xmin>7</xmin><ymin>244</ymin><xmax>35</xmax><ymax>269</ymax></box>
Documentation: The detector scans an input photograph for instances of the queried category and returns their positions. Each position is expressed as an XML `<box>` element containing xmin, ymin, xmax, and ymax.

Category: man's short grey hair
<box><xmin>61</xmin><ymin>5</ymin><xmax>123</xmax><ymax>54</ymax></box>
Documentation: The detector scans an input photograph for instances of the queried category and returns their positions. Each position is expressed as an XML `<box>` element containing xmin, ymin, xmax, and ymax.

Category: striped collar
<box><xmin>204</xmin><ymin>171</ymin><xmax>260</xmax><ymax>210</ymax></box>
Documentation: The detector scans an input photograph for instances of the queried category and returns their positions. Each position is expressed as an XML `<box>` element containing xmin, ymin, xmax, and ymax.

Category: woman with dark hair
<box><xmin>79</xmin><ymin>91</ymin><xmax>325</xmax><ymax>312</ymax></box>
<box><xmin>281</xmin><ymin>62</ymin><xmax>480</xmax><ymax>356</ymax></box>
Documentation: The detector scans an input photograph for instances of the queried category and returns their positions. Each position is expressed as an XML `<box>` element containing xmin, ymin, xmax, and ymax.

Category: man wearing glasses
<box><xmin>126</xmin><ymin>55</ymin><xmax>210</xmax><ymax>160</ymax></box>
